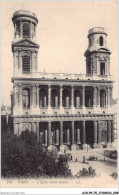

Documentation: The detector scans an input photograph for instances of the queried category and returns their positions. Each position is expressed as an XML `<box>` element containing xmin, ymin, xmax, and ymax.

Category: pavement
<box><xmin>66</xmin><ymin>147</ymin><xmax>118</xmax><ymax>187</ymax></box>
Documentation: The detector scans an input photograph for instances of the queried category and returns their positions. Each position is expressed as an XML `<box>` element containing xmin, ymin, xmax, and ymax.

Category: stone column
<box><xmin>77</xmin><ymin>128</ymin><xmax>80</xmax><ymax>144</ymax></box>
<box><xmin>31</xmin><ymin>85</ymin><xmax>34</xmax><ymax>106</ymax></box>
<box><xmin>66</xmin><ymin>96</ymin><xmax>69</xmax><ymax>107</ymax></box>
<box><xmin>60</xmin><ymin>85</ymin><xmax>63</xmax><ymax>109</ymax></box>
<box><xmin>30</xmin><ymin>21</ymin><xmax>32</xmax><ymax>38</ymax></box>
<box><xmin>31</xmin><ymin>122</ymin><xmax>34</xmax><ymax>132</ymax></box>
<box><xmin>82</xmin><ymin>86</ymin><xmax>85</xmax><ymax>107</ymax></box>
<box><xmin>111</xmin><ymin>120</ymin><xmax>114</xmax><ymax>142</ymax></box>
<box><xmin>14</xmin><ymin>23</ymin><xmax>16</xmax><ymax>38</ymax></box>
<box><xmin>67</xmin><ymin>129</ymin><xmax>70</xmax><ymax>144</ymax></box>
<box><xmin>71</xmin><ymin>121</ymin><xmax>74</xmax><ymax>145</ymax></box>
<box><xmin>71</xmin><ymin>86</ymin><xmax>74</xmax><ymax>109</ymax></box>
<box><xmin>13</xmin><ymin>53</ymin><xmax>15</xmax><ymax>73</ymax></box>
<box><xmin>82</xmin><ymin>121</ymin><xmax>86</xmax><ymax>145</ymax></box>
<box><xmin>47</xmin><ymin>122</ymin><xmax>51</xmax><ymax>146</ymax></box>
<box><xmin>60</xmin><ymin>121</ymin><xmax>63</xmax><ymax>145</ymax></box>
<box><xmin>97</xmin><ymin>87</ymin><xmax>100</xmax><ymax>107</ymax></box>
<box><xmin>31</xmin><ymin>123</ymin><xmax>37</xmax><ymax>133</ymax></box>
<box><xmin>76</xmin><ymin>96</ymin><xmax>80</xmax><ymax>108</ymax></box>
<box><xmin>34</xmin><ymin>87</ymin><xmax>37</xmax><ymax>106</ymax></box>
<box><xmin>19</xmin><ymin>123</ymin><xmax>22</xmax><ymax>136</ymax></box>
<box><xmin>20</xmin><ymin>21</ymin><xmax>22</xmax><ymax>38</ymax></box>
<box><xmin>106</xmin><ymin>87</ymin><xmax>109</xmax><ymax>107</ymax></box>
<box><xmin>93</xmin><ymin>86</ymin><xmax>97</xmax><ymax>106</ymax></box>
<box><xmin>14</xmin><ymin>84</ymin><xmax>19</xmax><ymax>107</ymax></box>
<box><xmin>31</xmin><ymin>51</ymin><xmax>34</xmax><ymax>72</ymax></box>
<box><xmin>19</xmin><ymin>51</ymin><xmax>22</xmax><ymax>72</ymax></box>
<box><xmin>36</xmin><ymin>122</ymin><xmax>39</xmax><ymax>141</ymax></box>
<box><xmin>35</xmin><ymin>51</ymin><xmax>38</xmax><ymax>72</ymax></box>
<box><xmin>48</xmin><ymin>85</ymin><xmax>51</xmax><ymax>112</ymax></box>
<box><xmin>18</xmin><ymin>84</ymin><xmax>22</xmax><ymax>107</ymax></box>
<box><xmin>107</xmin><ymin>121</ymin><xmax>111</xmax><ymax>143</ymax></box>
<box><xmin>93</xmin><ymin>121</ymin><xmax>97</xmax><ymax>148</ymax></box>
<box><xmin>108</xmin><ymin>88</ymin><xmax>110</xmax><ymax>106</ymax></box>
<box><xmin>45</xmin><ymin>130</ymin><xmax>47</xmax><ymax>146</ymax></box>
<box><xmin>105</xmin><ymin>88</ymin><xmax>107</xmax><ymax>107</ymax></box>
<box><xmin>44</xmin><ymin>96</ymin><xmax>47</xmax><ymax>107</ymax></box>
<box><xmin>56</xmin><ymin>129</ymin><xmax>59</xmax><ymax>145</ymax></box>
<box><xmin>13</xmin><ymin>85</ymin><xmax>15</xmax><ymax>106</ymax></box>
<box><xmin>55</xmin><ymin>96</ymin><xmax>58</xmax><ymax>108</ymax></box>
<box><xmin>18</xmin><ymin>51</ymin><xmax>21</xmax><ymax>70</ymax></box>
<box><xmin>97</xmin><ymin>121</ymin><xmax>101</xmax><ymax>147</ymax></box>
<box><xmin>14</xmin><ymin>123</ymin><xmax>19</xmax><ymax>136</ymax></box>
<box><xmin>110</xmin><ymin>87</ymin><xmax>113</xmax><ymax>106</ymax></box>
<box><xmin>30</xmin><ymin>86</ymin><xmax>32</xmax><ymax>107</ymax></box>
<box><xmin>36</xmin><ymin>85</ymin><xmax>39</xmax><ymax>107</ymax></box>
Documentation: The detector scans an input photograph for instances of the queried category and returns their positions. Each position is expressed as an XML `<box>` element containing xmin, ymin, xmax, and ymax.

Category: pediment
<box><xmin>12</xmin><ymin>39</ymin><xmax>39</xmax><ymax>48</ymax></box>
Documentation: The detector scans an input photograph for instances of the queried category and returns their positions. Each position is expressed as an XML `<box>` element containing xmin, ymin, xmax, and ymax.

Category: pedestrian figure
<box><xmin>83</xmin><ymin>156</ymin><xmax>85</xmax><ymax>163</ymax></box>
<box><xmin>76</xmin><ymin>158</ymin><xmax>77</xmax><ymax>162</ymax></box>
<box><xmin>104</xmin><ymin>152</ymin><xmax>105</xmax><ymax>161</ymax></box>
<box><xmin>71</xmin><ymin>155</ymin><xmax>72</xmax><ymax>160</ymax></box>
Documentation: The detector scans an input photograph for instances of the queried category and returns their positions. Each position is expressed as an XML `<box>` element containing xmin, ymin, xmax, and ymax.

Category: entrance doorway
<box><xmin>86</xmin><ymin>121</ymin><xmax>94</xmax><ymax>147</ymax></box>
<box><xmin>101</xmin><ymin>130</ymin><xmax>107</xmax><ymax>142</ymax></box>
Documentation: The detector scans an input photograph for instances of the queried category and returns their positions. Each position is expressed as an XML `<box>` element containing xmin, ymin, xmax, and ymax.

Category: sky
<box><xmin>1</xmin><ymin>1</ymin><xmax>118</xmax><ymax>106</ymax></box>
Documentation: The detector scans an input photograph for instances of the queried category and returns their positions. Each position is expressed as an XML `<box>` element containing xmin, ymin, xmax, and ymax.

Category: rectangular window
<box><xmin>88</xmin><ymin>64</ymin><xmax>91</xmax><ymax>74</ymax></box>
<box><xmin>100</xmin><ymin>62</ymin><xmax>105</xmax><ymax>75</ymax></box>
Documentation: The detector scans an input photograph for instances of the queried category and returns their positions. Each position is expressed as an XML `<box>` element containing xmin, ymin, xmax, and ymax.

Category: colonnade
<box><xmin>13</xmin><ymin>84</ymin><xmax>113</xmax><ymax>109</ymax></box>
<box><xmin>30</xmin><ymin>120</ymin><xmax>114</xmax><ymax>147</ymax></box>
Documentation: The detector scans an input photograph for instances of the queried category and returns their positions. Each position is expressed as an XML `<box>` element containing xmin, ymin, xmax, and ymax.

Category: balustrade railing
<box><xmin>13</xmin><ymin>71</ymin><xmax>114</xmax><ymax>81</ymax></box>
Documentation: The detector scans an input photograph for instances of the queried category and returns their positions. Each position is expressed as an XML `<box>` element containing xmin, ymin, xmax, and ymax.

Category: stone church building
<box><xmin>11</xmin><ymin>10</ymin><xmax>115</xmax><ymax>150</ymax></box>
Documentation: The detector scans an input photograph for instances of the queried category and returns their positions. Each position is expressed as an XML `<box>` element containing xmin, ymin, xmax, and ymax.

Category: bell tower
<box><xmin>84</xmin><ymin>27</ymin><xmax>111</xmax><ymax>77</ymax></box>
<box><xmin>12</xmin><ymin>10</ymin><xmax>39</xmax><ymax>75</ymax></box>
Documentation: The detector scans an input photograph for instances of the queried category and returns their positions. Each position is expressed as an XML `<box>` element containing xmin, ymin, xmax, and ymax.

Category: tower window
<box><xmin>100</xmin><ymin>90</ymin><xmax>106</xmax><ymax>107</ymax></box>
<box><xmin>100</xmin><ymin>62</ymin><xmax>105</xmax><ymax>75</ymax></box>
<box><xmin>22</xmin><ymin>53</ymin><xmax>30</xmax><ymax>72</ymax></box>
<box><xmin>23</xmin><ymin>23</ymin><xmax>30</xmax><ymax>38</ymax></box>
<box><xmin>22</xmin><ymin>88</ymin><xmax>30</xmax><ymax>108</ymax></box>
<box><xmin>99</xmin><ymin>36</ymin><xmax>103</xmax><ymax>46</ymax></box>
<box><xmin>88</xmin><ymin>64</ymin><xmax>91</xmax><ymax>74</ymax></box>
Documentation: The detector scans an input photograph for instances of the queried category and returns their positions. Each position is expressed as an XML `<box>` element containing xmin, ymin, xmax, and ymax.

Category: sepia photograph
<box><xmin>1</xmin><ymin>0</ymin><xmax>118</xmax><ymax>192</ymax></box>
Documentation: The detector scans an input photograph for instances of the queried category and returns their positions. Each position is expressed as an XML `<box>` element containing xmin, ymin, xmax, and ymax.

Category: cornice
<box><xmin>11</xmin><ymin>77</ymin><xmax>114</xmax><ymax>85</ymax></box>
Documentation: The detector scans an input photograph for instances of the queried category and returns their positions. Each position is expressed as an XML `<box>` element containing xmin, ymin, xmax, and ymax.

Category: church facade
<box><xmin>11</xmin><ymin>10</ymin><xmax>115</xmax><ymax>150</ymax></box>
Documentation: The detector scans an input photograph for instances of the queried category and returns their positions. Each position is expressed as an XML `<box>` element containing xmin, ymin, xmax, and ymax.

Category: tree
<box><xmin>1</xmin><ymin>130</ymin><xmax>72</xmax><ymax>178</ymax></box>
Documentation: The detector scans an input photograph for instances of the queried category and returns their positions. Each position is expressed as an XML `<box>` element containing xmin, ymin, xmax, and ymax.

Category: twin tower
<box><xmin>12</xmin><ymin>10</ymin><xmax>111</xmax><ymax>77</ymax></box>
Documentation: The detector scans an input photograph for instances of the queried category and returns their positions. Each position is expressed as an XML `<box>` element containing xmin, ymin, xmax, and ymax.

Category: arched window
<box><xmin>23</xmin><ymin>23</ymin><xmax>30</xmax><ymax>38</ymax></box>
<box><xmin>85</xmin><ymin>88</ymin><xmax>93</xmax><ymax>107</ymax></box>
<box><xmin>100</xmin><ymin>90</ymin><xmax>106</xmax><ymax>107</ymax></box>
<box><xmin>74</xmin><ymin>89</ymin><xmax>82</xmax><ymax>107</ymax></box>
<box><xmin>51</xmin><ymin>88</ymin><xmax>59</xmax><ymax>107</ymax></box>
<box><xmin>63</xmin><ymin>89</ymin><xmax>71</xmax><ymax>107</ymax></box>
<box><xmin>22</xmin><ymin>88</ymin><xmax>30</xmax><ymax>108</ymax></box>
<box><xmin>22</xmin><ymin>53</ymin><xmax>30</xmax><ymax>72</ymax></box>
<box><xmin>99</xmin><ymin>36</ymin><xmax>103</xmax><ymax>46</ymax></box>
<box><xmin>39</xmin><ymin>88</ymin><xmax>48</xmax><ymax>107</ymax></box>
